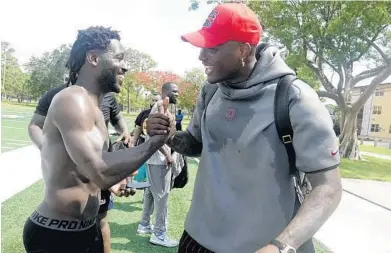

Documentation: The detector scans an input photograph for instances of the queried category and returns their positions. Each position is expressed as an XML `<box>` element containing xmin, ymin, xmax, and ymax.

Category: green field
<box><xmin>360</xmin><ymin>144</ymin><xmax>391</xmax><ymax>157</ymax></box>
<box><xmin>1</xmin><ymin>101</ymin><xmax>190</xmax><ymax>153</ymax></box>
<box><xmin>340</xmin><ymin>155</ymin><xmax>391</xmax><ymax>181</ymax></box>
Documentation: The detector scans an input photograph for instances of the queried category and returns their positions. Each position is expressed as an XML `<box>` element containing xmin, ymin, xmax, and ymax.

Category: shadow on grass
<box><xmin>110</xmin><ymin>222</ymin><xmax>177</xmax><ymax>253</ymax></box>
<box><xmin>113</xmin><ymin>200</ymin><xmax>143</xmax><ymax>213</ymax></box>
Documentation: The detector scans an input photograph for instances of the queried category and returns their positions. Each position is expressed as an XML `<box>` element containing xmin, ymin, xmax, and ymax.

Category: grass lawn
<box><xmin>340</xmin><ymin>155</ymin><xmax>391</xmax><ymax>181</ymax></box>
<box><xmin>360</xmin><ymin>144</ymin><xmax>391</xmax><ymax>157</ymax></box>
<box><xmin>1</xmin><ymin>159</ymin><xmax>330</xmax><ymax>253</ymax></box>
<box><xmin>1</xmin><ymin>101</ymin><xmax>190</xmax><ymax>153</ymax></box>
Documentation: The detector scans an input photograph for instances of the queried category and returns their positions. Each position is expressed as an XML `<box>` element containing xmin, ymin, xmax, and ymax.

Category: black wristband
<box><xmin>269</xmin><ymin>239</ymin><xmax>284</xmax><ymax>251</ymax></box>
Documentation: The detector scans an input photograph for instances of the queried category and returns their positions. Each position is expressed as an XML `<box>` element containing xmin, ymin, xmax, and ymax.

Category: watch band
<box><xmin>269</xmin><ymin>239</ymin><xmax>296</xmax><ymax>253</ymax></box>
<box><xmin>269</xmin><ymin>239</ymin><xmax>285</xmax><ymax>251</ymax></box>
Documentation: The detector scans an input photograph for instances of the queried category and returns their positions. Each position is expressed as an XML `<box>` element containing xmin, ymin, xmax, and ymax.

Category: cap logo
<box><xmin>203</xmin><ymin>9</ymin><xmax>219</xmax><ymax>28</ymax></box>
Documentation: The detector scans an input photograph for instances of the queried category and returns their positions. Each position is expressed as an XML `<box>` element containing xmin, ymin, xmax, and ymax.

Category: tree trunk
<box><xmin>339</xmin><ymin>109</ymin><xmax>361</xmax><ymax>160</ymax></box>
<box><xmin>127</xmin><ymin>86</ymin><xmax>130</xmax><ymax>114</ymax></box>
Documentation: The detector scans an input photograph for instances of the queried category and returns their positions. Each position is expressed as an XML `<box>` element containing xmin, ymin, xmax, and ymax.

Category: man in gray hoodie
<box><xmin>148</xmin><ymin>3</ymin><xmax>342</xmax><ymax>253</ymax></box>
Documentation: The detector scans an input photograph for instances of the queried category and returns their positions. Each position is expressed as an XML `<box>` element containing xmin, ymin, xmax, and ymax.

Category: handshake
<box><xmin>146</xmin><ymin>97</ymin><xmax>176</xmax><ymax>145</ymax></box>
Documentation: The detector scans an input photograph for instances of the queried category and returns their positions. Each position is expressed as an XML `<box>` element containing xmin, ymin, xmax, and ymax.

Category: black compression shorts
<box><xmin>23</xmin><ymin>211</ymin><xmax>103</xmax><ymax>253</ymax></box>
<box><xmin>98</xmin><ymin>189</ymin><xmax>111</xmax><ymax>214</ymax></box>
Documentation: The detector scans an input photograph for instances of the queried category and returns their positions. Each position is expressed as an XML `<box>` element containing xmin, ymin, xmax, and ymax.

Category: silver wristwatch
<box><xmin>270</xmin><ymin>239</ymin><xmax>296</xmax><ymax>253</ymax></box>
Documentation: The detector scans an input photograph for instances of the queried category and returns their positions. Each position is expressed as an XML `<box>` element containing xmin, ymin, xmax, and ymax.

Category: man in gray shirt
<box><xmin>147</xmin><ymin>3</ymin><xmax>342</xmax><ymax>253</ymax></box>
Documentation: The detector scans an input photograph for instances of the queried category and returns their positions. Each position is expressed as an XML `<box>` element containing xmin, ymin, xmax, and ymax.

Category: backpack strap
<box><xmin>273</xmin><ymin>74</ymin><xmax>298</xmax><ymax>176</ymax></box>
<box><xmin>204</xmin><ymin>84</ymin><xmax>219</xmax><ymax>108</ymax></box>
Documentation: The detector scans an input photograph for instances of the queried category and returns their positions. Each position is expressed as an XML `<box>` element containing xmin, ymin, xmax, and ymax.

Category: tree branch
<box><xmin>305</xmin><ymin>59</ymin><xmax>337</xmax><ymax>93</ymax></box>
<box><xmin>337</xmin><ymin>64</ymin><xmax>344</xmax><ymax>93</ymax></box>
<box><xmin>362</xmin><ymin>36</ymin><xmax>391</xmax><ymax>64</ymax></box>
<box><xmin>350</xmin><ymin>25</ymin><xmax>388</xmax><ymax>64</ymax></box>
<box><xmin>304</xmin><ymin>40</ymin><xmax>340</xmax><ymax>75</ymax></box>
<box><xmin>352</xmin><ymin>65</ymin><xmax>386</xmax><ymax>87</ymax></box>
<box><xmin>317</xmin><ymin>91</ymin><xmax>343</xmax><ymax>107</ymax></box>
<box><xmin>352</xmin><ymin>64</ymin><xmax>391</xmax><ymax>112</ymax></box>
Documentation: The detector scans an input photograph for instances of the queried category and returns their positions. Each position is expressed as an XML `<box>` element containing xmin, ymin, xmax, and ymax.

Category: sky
<box><xmin>0</xmin><ymin>0</ymin><xmax>215</xmax><ymax>75</ymax></box>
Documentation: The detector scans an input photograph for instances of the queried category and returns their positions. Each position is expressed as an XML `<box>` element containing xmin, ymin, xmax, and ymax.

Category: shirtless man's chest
<box><xmin>38</xmin><ymin>91</ymin><xmax>110</xmax><ymax>221</ymax></box>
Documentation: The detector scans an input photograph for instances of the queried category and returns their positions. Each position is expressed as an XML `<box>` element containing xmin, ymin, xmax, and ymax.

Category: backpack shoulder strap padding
<box><xmin>273</xmin><ymin>74</ymin><xmax>298</xmax><ymax>176</ymax></box>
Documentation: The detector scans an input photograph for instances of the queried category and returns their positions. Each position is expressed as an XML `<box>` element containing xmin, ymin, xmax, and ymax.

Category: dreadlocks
<box><xmin>65</xmin><ymin>26</ymin><xmax>121</xmax><ymax>86</ymax></box>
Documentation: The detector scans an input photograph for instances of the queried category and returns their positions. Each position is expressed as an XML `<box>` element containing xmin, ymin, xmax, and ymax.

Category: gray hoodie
<box><xmin>185</xmin><ymin>45</ymin><xmax>340</xmax><ymax>253</ymax></box>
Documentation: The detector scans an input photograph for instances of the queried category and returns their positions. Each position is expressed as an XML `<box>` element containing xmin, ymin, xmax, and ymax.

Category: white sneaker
<box><xmin>136</xmin><ymin>223</ymin><xmax>153</xmax><ymax>234</ymax></box>
<box><xmin>149</xmin><ymin>232</ymin><xmax>179</xmax><ymax>248</ymax></box>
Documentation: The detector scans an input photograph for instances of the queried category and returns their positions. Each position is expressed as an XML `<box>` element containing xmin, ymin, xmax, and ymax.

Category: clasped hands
<box><xmin>146</xmin><ymin>97</ymin><xmax>176</xmax><ymax>143</ymax></box>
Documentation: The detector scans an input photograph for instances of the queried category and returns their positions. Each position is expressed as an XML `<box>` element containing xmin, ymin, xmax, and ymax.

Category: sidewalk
<box><xmin>0</xmin><ymin>145</ymin><xmax>42</xmax><ymax>203</ymax></box>
<box><xmin>315</xmin><ymin>189</ymin><xmax>391</xmax><ymax>253</ymax></box>
<box><xmin>361</xmin><ymin>151</ymin><xmax>391</xmax><ymax>161</ymax></box>
<box><xmin>342</xmin><ymin>178</ymin><xmax>391</xmax><ymax>210</ymax></box>
<box><xmin>314</xmin><ymin>178</ymin><xmax>391</xmax><ymax>253</ymax></box>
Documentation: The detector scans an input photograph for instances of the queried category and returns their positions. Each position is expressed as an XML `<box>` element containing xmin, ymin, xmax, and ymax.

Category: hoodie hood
<box><xmin>219</xmin><ymin>45</ymin><xmax>295</xmax><ymax>100</ymax></box>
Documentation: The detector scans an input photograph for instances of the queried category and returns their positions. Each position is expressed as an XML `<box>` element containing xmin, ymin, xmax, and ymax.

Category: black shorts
<box><xmin>98</xmin><ymin>190</ymin><xmax>111</xmax><ymax>214</ymax></box>
<box><xmin>178</xmin><ymin>230</ymin><xmax>213</xmax><ymax>253</ymax></box>
<box><xmin>23</xmin><ymin>212</ymin><xmax>103</xmax><ymax>253</ymax></box>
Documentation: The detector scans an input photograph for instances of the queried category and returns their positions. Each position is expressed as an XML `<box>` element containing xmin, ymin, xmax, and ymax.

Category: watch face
<box><xmin>286</xmin><ymin>249</ymin><xmax>296</xmax><ymax>253</ymax></box>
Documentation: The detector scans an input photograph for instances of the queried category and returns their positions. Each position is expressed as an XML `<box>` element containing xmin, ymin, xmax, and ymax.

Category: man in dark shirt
<box><xmin>29</xmin><ymin>87</ymin><xmax>130</xmax><ymax>149</ymax></box>
<box><xmin>28</xmin><ymin>85</ymin><xmax>131</xmax><ymax>253</ymax></box>
<box><xmin>131</xmin><ymin>94</ymin><xmax>161</xmax><ymax>147</ymax></box>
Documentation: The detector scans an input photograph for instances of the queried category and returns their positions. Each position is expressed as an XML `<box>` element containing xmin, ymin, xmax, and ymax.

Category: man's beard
<box><xmin>98</xmin><ymin>68</ymin><xmax>120</xmax><ymax>93</ymax></box>
<box><xmin>169</xmin><ymin>95</ymin><xmax>177</xmax><ymax>104</ymax></box>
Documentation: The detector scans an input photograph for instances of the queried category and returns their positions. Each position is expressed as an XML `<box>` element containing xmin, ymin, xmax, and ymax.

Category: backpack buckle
<box><xmin>282</xmin><ymin>135</ymin><xmax>292</xmax><ymax>144</ymax></box>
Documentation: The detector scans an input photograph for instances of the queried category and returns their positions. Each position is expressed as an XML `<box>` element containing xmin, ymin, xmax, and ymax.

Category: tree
<box><xmin>1</xmin><ymin>42</ymin><xmax>30</xmax><ymax>101</ymax></box>
<box><xmin>121</xmin><ymin>48</ymin><xmax>157</xmax><ymax>113</ymax></box>
<box><xmin>25</xmin><ymin>44</ymin><xmax>71</xmax><ymax>99</ymax></box>
<box><xmin>179</xmin><ymin>68</ymin><xmax>205</xmax><ymax>115</ymax></box>
<box><xmin>190</xmin><ymin>1</ymin><xmax>391</xmax><ymax>160</ymax></box>
<box><xmin>146</xmin><ymin>71</ymin><xmax>181</xmax><ymax>92</ymax></box>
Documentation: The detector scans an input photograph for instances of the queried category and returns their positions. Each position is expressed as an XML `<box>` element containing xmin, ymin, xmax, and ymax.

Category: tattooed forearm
<box><xmin>275</xmin><ymin>169</ymin><xmax>342</xmax><ymax>249</ymax></box>
<box><xmin>167</xmin><ymin>131</ymin><xmax>202</xmax><ymax>157</ymax></box>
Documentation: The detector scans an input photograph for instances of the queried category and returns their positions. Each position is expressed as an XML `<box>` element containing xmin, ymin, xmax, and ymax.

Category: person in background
<box><xmin>131</xmin><ymin>94</ymin><xmax>162</xmax><ymax>147</ymax></box>
<box><xmin>175</xmin><ymin>110</ymin><xmax>184</xmax><ymax>131</ymax></box>
<box><xmin>137</xmin><ymin>82</ymin><xmax>179</xmax><ymax>248</ymax></box>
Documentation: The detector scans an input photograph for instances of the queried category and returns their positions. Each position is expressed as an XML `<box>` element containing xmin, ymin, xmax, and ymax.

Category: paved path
<box><xmin>315</xmin><ymin>189</ymin><xmax>391</xmax><ymax>253</ymax></box>
<box><xmin>0</xmin><ymin>145</ymin><xmax>41</xmax><ymax>203</ymax></box>
<box><xmin>342</xmin><ymin>178</ymin><xmax>391</xmax><ymax>210</ymax></box>
<box><xmin>361</xmin><ymin>151</ymin><xmax>391</xmax><ymax>161</ymax></box>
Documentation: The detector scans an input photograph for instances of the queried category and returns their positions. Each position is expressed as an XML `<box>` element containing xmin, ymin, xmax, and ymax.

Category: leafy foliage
<box><xmin>25</xmin><ymin>44</ymin><xmax>71</xmax><ymax>99</ymax></box>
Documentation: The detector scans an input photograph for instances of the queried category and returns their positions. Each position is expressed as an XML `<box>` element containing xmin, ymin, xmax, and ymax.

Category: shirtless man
<box><xmin>22</xmin><ymin>26</ymin><xmax>171</xmax><ymax>253</ymax></box>
<box><xmin>29</xmin><ymin>87</ymin><xmax>131</xmax><ymax>253</ymax></box>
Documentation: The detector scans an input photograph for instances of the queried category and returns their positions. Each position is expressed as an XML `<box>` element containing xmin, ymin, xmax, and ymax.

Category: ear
<box><xmin>86</xmin><ymin>50</ymin><xmax>99</xmax><ymax>67</ymax></box>
<box><xmin>239</xmin><ymin>43</ymin><xmax>252</xmax><ymax>59</ymax></box>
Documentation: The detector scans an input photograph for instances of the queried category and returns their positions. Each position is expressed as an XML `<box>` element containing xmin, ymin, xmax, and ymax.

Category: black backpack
<box><xmin>172</xmin><ymin>155</ymin><xmax>189</xmax><ymax>189</ymax></box>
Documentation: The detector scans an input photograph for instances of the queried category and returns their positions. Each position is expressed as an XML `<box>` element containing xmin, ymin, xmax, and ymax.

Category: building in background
<box><xmin>351</xmin><ymin>82</ymin><xmax>391</xmax><ymax>140</ymax></box>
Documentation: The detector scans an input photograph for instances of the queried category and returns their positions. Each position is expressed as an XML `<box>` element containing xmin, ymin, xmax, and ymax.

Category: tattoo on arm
<box><xmin>167</xmin><ymin>131</ymin><xmax>202</xmax><ymax>157</ymax></box>
<box><xmin>276</xmin><ymin>168</ymin><xmax>342</xmax><ymax>249</ymax></box>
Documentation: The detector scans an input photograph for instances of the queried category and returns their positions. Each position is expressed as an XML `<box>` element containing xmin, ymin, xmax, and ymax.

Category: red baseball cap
<box><xmin>181</xmin><ymin>3</ymin><xmax>262</xmax><ymax>48</ymax></box>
